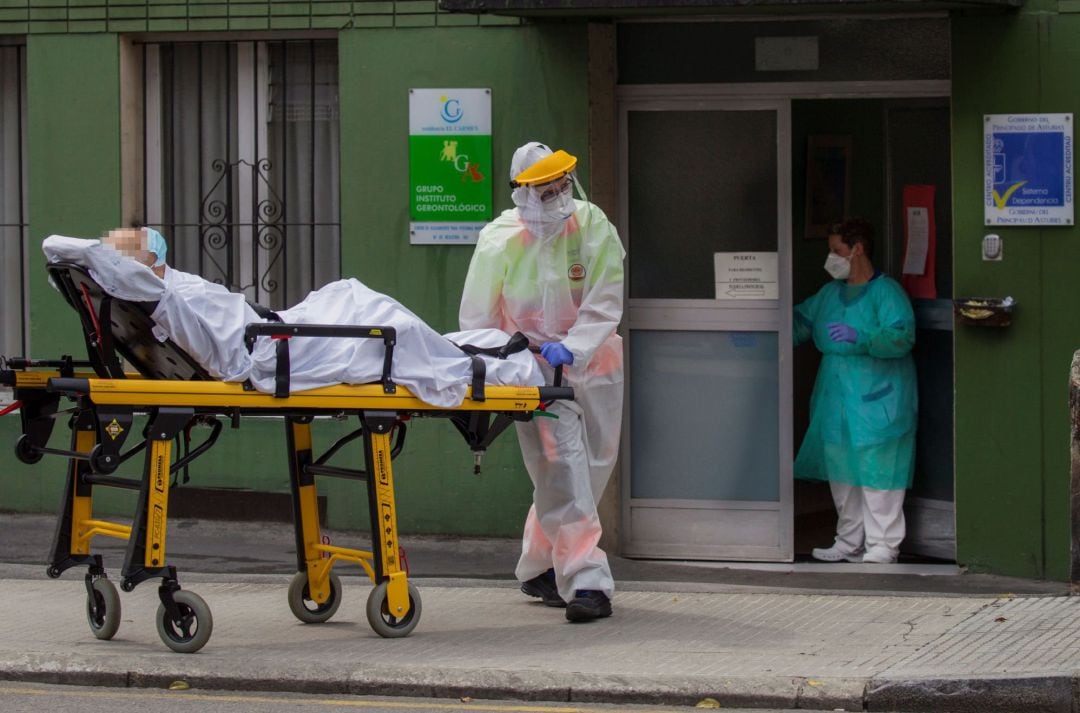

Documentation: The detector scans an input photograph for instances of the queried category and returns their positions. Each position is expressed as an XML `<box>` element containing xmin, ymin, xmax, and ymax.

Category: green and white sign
<box><xmin>408</xmin><ymin>88</ymin><xmax>492</xmax><ymax>245</ymax></box>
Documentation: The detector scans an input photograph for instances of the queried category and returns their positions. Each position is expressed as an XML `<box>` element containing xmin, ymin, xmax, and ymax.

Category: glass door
<box><xmin>619</xmin><ymin>96</ymin><xmax>793</xmax><ymax>561</ymax></box>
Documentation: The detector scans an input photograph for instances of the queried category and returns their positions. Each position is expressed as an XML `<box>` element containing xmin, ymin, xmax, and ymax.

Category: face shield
<box><xmin>509</xmin><ymin>143</ymin><xmax>583</xmax><ymax>240</ymax></box>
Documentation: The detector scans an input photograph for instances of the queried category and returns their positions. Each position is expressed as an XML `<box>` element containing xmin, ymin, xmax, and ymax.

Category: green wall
<box><xmin>12</xmin><ymin>34</ymin><xmax>126</xmax><ymax>516</ymax></box>
<box><xmin>0</xmin><ymin>1</ymin><xmax>513</xmax><ymax>35</ymax></box>
<box><xmin>9</xmin><ymin>22</ymin><xmax>588</xmax><ymax>539</ymax></box>
<box><xmin>952</xmin><ymin>6</ymin><xmax>1078</xmax><ymax>580</ymax></box>
<box><xmin>27</xmin><ymin>34</ymin><xmax>120</xmax><ymax>359</ymax></box>
<box><xmin>337</xmin><ymin>24</ymin><xmax>589</xmax><ymax>534</ymax></box>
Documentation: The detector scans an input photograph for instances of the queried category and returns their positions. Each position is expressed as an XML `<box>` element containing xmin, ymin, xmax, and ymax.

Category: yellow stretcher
<box><xmin>1</xmin><ymin>263</ymin><xmax>571</xmax><ymax>653</ymax></box>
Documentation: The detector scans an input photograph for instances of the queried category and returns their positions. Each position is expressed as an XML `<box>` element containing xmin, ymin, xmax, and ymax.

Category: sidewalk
<box><xmin>0</xmin><ymin>514</ymin><xmax>1077</xmax><ymax>712</ymax></box>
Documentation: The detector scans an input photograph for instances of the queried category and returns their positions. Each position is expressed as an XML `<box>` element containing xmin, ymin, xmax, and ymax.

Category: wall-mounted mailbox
<box><xmin>953</xmin><ymin>297</ymin><xmax>1015</xmax><ymax>327</ymax></box>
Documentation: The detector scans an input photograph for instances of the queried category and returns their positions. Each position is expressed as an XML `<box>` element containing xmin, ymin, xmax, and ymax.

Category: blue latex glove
<box><xmin>540</xmin><ymin>342</ymin><xmax>574</xmax><ymax>368</ymax></box>
<box><xmin>826</xmin><ymin>322</ymin><xmax>858</xmax><ymax>344</ymax></box>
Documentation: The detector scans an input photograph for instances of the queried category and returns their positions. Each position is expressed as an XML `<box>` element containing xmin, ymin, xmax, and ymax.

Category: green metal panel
<box><xmin>338</xmin><ymin>24</ymin><xmax>589</xmax><ymax>535</ymax></box>
<box><xmin>1033</xmin><ymin>12</ymin><xmax>1080</xmax><ymax>581</ymax></box>
<box><xmin>0</xmin><ymin>1</ymin><xmax>504</xmax><ymax>34</ymax></box>
<box><xmin>951</xmin><ymin>12</ymin><xmax>1073</xmax><ymax>580</ymax></box>
<box><xmin>27</xmin><ymin>34</ymin><xmax>121</xmax><ymax>361</ymax></box>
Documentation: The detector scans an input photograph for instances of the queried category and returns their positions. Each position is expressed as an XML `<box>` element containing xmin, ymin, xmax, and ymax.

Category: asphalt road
<box><xmin>0</xmin><ymin>682</ymin><xmax>761</xmax><ymax>713</ymax></box>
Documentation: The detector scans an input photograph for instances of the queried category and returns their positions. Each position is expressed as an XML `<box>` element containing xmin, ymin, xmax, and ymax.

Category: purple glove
<box><xmin>540</xmin><ymin>342</ymin><xmax>574</xmax><ymax>368</ymax></box>
<box><xmin>826</xmin><ymin>322</ymin><xmax>858</xmax><ymax>344</ymax></box>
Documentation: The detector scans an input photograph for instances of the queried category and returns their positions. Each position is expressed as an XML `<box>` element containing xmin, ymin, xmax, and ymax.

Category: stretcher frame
<box><xmin>2</xmin><ymin>263</ymin><xmax>571</xmax><ymax>653</ymax></box>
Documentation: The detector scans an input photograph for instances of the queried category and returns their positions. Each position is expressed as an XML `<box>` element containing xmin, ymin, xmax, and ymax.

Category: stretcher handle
<box><xmin>46</xmin><ymin>377</ymin><xmax>90</xmax><ymax>396</ymax></box>
<box><xmin>5</xmin><ymin>357</ymin><xmax>95</xmax><ymax>370</ymax></box>
<box><xmin>528</xmin><ymin>346</ymin><xmax>564</xmax><ymax>387</ymax></box>
<box><xmin>537</xmin><ymin>386</ymin><xmax>574</xmax><ymax>402</ymax></box>
<box><xmin>2</xmin><ymin>355</ymin><xmax>94</xmax><ymax>385</ymax></box>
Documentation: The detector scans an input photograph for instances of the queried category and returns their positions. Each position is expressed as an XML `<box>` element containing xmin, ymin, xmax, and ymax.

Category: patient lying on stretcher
<box><xmin>42</xmin><ymin>231</ymin><xmax>543</xmax><ymax>408</ymax></box>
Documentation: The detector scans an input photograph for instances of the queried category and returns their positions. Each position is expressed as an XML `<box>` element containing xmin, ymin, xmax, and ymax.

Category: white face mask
<box><xmin>518</xmin><ymin>177</ymin><xmax>576</xmax><ymax>240</ymax></box>
<box><xmin>824</xmin><ymin>252</ymin><xmax>852</xmax><ymax>280</ymax></box>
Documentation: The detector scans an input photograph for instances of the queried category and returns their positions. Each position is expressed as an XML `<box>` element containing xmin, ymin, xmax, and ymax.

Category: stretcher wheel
<box><xmin>365</xmin><ymin>581</ymin><xmax>421</xmax><ymax>639</ymax></box>
<box><xmin>14</xmin><ymin>435</ymin><xmax>42</xmax><ymax>465</ymax></box>
<box><xmin>287</xmin><ymin>571</ymin><xmax>342</xmax><ymax>624</ymax></box>
<box><xmin>155</xmin><ymin>590</ymin><xmax>213</xmax><ymax>654</ymax></box>
<box><xmin>86</xmin><ymin>578</ymin><xmax>121</xmax><ymax>640</ymax></box>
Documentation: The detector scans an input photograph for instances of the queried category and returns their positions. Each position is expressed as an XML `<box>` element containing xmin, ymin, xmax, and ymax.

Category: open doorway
<box><xmin>791</xmin><ymin>97</ymin><xmax>955</xmax><ymax>562</ymax></box>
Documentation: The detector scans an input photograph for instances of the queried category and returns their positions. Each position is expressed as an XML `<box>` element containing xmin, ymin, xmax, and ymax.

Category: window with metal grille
<box><xmin>143</xmin><ymin>39</ymin><xmax>341</xmax><ymax>310</ymax></box>
<box><xmin>0</xmin><ymin>41</ymin><xmax>27</xmax><ymax>365</ymax></box>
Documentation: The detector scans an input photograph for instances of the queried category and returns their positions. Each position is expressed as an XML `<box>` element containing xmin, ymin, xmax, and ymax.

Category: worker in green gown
<box><xmin>794</xmin><ymin>218</ymin><xmax>917</xmax><ymax>565</ymax></box>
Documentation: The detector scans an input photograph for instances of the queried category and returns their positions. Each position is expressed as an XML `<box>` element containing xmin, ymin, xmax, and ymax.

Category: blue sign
<box><xmin>984</xmin><ymin>114</ymin><xmax>1073</xmax><ymax>226</ymax></box>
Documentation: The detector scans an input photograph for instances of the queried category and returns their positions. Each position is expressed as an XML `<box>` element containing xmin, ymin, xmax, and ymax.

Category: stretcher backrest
<box><xmin>47</xmin><ymin>262</ymin><xmax>212</xmax><ymax>381</ymax></box>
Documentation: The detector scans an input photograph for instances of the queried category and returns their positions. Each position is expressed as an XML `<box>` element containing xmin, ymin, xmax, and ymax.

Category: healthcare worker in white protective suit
<box><xmin>459</xmin><ymin>142</ymin><xmax>625</xmax><ymax>623</ymax></box>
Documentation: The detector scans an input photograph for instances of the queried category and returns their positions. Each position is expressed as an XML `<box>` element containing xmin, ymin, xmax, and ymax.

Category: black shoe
<box><xmin>565</xmin><ymin>590</ymin><xmax>612</xmax><ymax>622</ymax></box>
<box><xmin>521</xmin><ymin>569</ymin><xmax>566</xmax><ymax>608</ymax></box>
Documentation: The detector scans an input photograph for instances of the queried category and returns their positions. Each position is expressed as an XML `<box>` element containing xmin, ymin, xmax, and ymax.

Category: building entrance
<box><xmin>617</xmin><ymin>84</ymin><xmax>953</xmax><ymax>563</ymax></box>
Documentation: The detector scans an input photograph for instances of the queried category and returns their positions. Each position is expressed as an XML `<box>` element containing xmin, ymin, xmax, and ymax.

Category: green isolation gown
<box><xmin>793</xmin><ymin>274</ymin><xmax>917</xmax><ymax>491</ymax></box>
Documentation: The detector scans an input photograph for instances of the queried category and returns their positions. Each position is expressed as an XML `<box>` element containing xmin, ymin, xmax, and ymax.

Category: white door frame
<box><xmin>617</xmin><ymin>93</ymin><xmax>793</xmax><ymax>561</ymax></box>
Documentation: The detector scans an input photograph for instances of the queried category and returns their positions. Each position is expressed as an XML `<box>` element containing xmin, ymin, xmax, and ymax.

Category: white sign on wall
<box><xmin>714</xmin><ymin>252</ymin><xmax>778</xmax><ymax>300</ymax></box>
<box><xmin>408</xmin><ymin>88</ymin><xmax>493</xmax><ymax>245</ymax></box>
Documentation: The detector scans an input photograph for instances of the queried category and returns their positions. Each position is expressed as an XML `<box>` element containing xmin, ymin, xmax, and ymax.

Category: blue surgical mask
<box><xmin>144</xmin><ymin>227</ymin><xmax>168</xmax><ymax>267</ymax></box>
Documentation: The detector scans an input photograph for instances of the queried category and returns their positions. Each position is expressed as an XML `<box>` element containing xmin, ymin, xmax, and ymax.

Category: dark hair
<box><xmin>828</xmin><ymin>217</ymin><xmax>875</xmax><ymax>260</ymax></box>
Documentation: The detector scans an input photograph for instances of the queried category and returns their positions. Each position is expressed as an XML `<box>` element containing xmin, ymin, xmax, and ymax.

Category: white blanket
<box><xmin>43</xmin><ymin>235</ymin><xmax>543</xmax><ymax>407</ymax></box>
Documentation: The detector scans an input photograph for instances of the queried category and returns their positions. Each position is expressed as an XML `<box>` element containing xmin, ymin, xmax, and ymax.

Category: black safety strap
<box><xmin>247</xmin><ymin>302</ymin><xmax>290</xmax><ymax>397</ymax></box>
<box><xmin>454</xmin><ymin>331</ymin><xmax>530</xmax><ymax>359</ymax></box>
<box><xmin>451</xmin><ymin>331</ymin><xmax>530</xmax><ymax>403</ymax></box>
<box><xmin>274</xmin><ymin>338</ymin><xmax>291</xmax><ymax>398</ymax></box>
<box><xmin>248</xmin><ymin>301</ymin><xmax>282</xmax><ymax>323</ymax></box>
<box><xmin>469</xmin><ymin>356</ymin><xmax>486</xmax><ymax>402</ymax></box>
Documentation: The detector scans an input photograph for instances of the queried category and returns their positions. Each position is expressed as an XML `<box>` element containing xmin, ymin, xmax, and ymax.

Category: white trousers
<box><xmin>513</xmin><ymin>377</ymin><xmax>622</xmax><ymax>601</ymax></box>
<box><xmin>829</xmin><ymin>482</ymin><xmax>906</xmax><ymax>560</ymax></box>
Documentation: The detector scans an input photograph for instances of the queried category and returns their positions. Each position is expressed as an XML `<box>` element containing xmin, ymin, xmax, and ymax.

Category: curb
<box><xmin>866</xmin><ymin>674</ymin><xmax>1076</xmax><ymax>713</ymax></box>
<box><xmin>0</xmin><ymin>660</ymin><xmax>860</xmax><ymax>709</ymax></box>
<box><xmin>5</xmin><ymin>656</ymin><xmax>1074</xmax><ymax>712</ymax></box>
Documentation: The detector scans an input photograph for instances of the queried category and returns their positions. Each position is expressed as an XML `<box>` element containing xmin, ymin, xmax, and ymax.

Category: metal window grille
<box><xmin>143</xmin><ymin>39</ymin><xmax>341</xmax><ymax>310</ymax></box>
<box><xmin>0</xmin><ymin>42</ymin><xmax>27</xmax><ymax>361</ymax></box>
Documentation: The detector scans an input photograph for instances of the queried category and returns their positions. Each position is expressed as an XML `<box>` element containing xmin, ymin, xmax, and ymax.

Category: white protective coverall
<box><xmin>458</xmin><ymin>144</ymin><xmax>626</xmax><ymax>601</ymax></box>
<box><xmin>42</xmin><ymin>235</ymin><xmax>542</xmax><ymax>407</ymax></box>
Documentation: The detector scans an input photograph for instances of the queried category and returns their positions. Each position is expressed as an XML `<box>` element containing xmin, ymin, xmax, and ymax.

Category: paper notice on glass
<box><xmin>902</xmin><ymin>207</ymin><xmax>930</xmax><ymax>276</ymax></box>
<box><xmin>715</xmin><ymin>252</ymin><xmax>779</xmax><ymax>300</ymax></box>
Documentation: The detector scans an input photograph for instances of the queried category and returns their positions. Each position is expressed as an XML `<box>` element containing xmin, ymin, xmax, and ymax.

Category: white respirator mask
<box><xmin>824</xmin><ymin>252</ymin><xmax>852</xmax><ymax>280</ymax></box>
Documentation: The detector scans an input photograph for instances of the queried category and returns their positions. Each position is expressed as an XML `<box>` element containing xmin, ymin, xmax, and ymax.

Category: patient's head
<box><xmin>101</xmin><ymin>226</ymin><xmax>167</xmax><ymax>278</ymax></box>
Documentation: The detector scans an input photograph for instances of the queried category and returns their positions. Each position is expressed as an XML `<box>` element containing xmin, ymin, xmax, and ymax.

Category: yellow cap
<box><xmin>511</xmin><ymin>149</ymin><xmax>578</xmax><ymax>187</ymax></box>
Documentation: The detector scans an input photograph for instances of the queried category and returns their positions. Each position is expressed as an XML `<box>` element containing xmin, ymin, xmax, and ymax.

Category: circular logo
<box><xmin>568</xmin><ymin>263</ymin><xmax>586</xmax><ymax>281</ymax></box>
<box><xmin>441</xmin><ymin>98</ymin><xmax>463</xmax><ymax>124</ymax></box>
